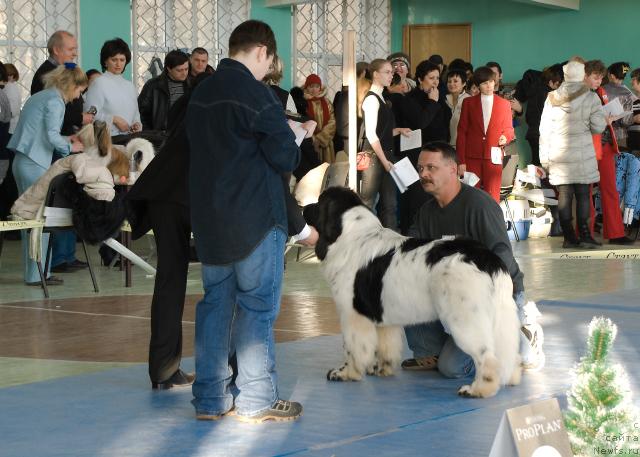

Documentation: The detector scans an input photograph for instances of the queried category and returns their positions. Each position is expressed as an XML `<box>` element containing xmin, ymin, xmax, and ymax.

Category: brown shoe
<box><xmin>401</xmin><ymin>355</ymin><xmax>439</xmax><ymax>371</ymax></box>
<box><xmin>234</xmin><ymin>400</ymin><xmax>303</xmax><ymax>424</ymax></box>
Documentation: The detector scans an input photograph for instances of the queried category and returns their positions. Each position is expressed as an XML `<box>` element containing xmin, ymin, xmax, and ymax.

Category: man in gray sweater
<box><xmin>402</xmin><ymin>141</ymin><xmax>544</xmax><ymax>376</ymax></box>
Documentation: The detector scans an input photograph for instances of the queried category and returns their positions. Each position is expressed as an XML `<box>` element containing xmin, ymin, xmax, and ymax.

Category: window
<box><xmin>293</xmin><ymin>0</ymin><xmax>389</xmax><ymax>98</ymax></box>
<box><xmin>0</xmin><ymin>0</ymin><xmax>79</xmax><ymax>100</ymax></box>
<box><xmin>132</xmin><ymin>0</ymin><xmax>249</xmax><ymax>90</ymax></box>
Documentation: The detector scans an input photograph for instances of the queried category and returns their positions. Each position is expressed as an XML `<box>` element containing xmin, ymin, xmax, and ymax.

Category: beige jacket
<box><xmin>11</xmin><ymin>146</ymin><xmax>115</xmax><ymax>220</ymax></box>
<box><xmin>304</xmin><ymin>87</ymin><xmax>336</xmax><ymax>163</ymax></box>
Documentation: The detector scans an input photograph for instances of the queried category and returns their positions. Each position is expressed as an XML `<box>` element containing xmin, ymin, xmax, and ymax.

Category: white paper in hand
<box><xmin>400</xmin><ymin>129</ymin><xmax>422</xmax><ymax>152</ymax></box>
<box><xmin>460</xmin><ymin>171</ymin><xmax>480</xmax><ymax>187</ymax></box>
<box><xmin>389</xmin><ymin>157</ymin><xmax>420</xmax><ymax>193</ymax></box>
<box><xmin>288</xmin><ymin>120</ymin><xmax>307</xmax><ymax>146</ymax></box>
<box><xmin>491</xmin><ymin>147</ymin><xmax>503</xmax><ymax>165</ymax></box>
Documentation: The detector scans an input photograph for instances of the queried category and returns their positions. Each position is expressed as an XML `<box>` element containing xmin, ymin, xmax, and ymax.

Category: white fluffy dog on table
<box><xmin>303</xmin><ymin>187</ymin><xmax>522</xmax><ymax>398</ymax></box>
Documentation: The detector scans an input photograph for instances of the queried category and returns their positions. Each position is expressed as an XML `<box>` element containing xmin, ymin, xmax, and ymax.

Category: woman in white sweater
<box><xmin>84</xmin><ymin>38</ymin><xmax>141</xmax><ymax>137</ymax></box>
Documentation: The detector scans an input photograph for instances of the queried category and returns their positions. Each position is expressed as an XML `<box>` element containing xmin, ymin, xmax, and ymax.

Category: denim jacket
<box><xmin>186</xmin><ymin>58</ymin><xmax>300</xmax><ymax>264</ymax></box>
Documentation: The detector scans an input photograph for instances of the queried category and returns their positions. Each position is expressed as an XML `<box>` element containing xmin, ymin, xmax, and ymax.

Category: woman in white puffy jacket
<box><xmin>539</xmin><ymin>60</ymin><xmax>607</xmax><ymax>249</ymax></box>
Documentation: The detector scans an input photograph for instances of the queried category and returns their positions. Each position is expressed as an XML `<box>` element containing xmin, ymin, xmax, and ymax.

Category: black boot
<box><xmin>578</xmin><ymin>221</ymin><xmax>601</xmax><ymax>249</ymax></box>
<box><xmin>560</xmin><ymin>220</ymin><xmax>580</xmax><ymax>249</ymax></box>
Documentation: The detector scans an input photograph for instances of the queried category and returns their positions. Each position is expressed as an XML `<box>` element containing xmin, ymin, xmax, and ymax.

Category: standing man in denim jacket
<box><xmin>186</xmin><ymin>20</ymin><xmax>302</xmax><ymax>423</ymax></box>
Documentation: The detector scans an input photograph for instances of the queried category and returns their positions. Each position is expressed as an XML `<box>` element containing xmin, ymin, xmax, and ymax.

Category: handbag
<box><xmin>356</xmin><ymin>120</ymin><xmax>372</xmax><ymax>171</ymax></box>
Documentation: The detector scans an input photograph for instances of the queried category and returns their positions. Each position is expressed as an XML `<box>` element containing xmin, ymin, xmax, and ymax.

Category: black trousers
<box><xmin>147</xmin><ymin>201</ymin><xmax>191</xmax><ymax>382</ymax></box>
<box><xmin>527</xmin><ymin>138</ymin><xmax>540</xmax><ymax>167</ymax></box>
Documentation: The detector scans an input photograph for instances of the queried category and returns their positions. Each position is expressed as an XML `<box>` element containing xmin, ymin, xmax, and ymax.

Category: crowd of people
<box><xmin>1</xmin><ymin>19</ymin><xmax>640</xmax><ymax>424</ymax></box>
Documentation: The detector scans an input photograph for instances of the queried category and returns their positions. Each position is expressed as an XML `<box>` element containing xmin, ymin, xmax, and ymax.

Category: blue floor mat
<box><xmin>2</xmin><ymin>298</ymin><xmax>640</xmax><ymax>457</ymax></box>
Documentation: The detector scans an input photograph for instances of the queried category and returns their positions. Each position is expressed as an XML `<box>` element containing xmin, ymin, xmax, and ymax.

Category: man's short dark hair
<box><xmin>473</xmin><ymin>66</ymin><xmax>496</xmax><ymax>85</ymax></box>
<box><xmin>608</xmin><ymin>61</ymin><xmax>631</xmax><ymax>81</ymax></box>
<box><xmin>415</xmin><ymin>60</ymin><xmax>440</xmax><ymax>81</ymax></box>
<box><xmin>631</xmin><ymin>68</ymin><xmax>640</xmax><ymax>82</ymax></box>
<box><xmin>446</xmin><ymin>68</ymin><xmax>467</xmax><ymax>84</ymax></box>
<box><xmin>422</xmin><ymin>141</ymin><xmax>458</xmax><ymax>164</ymax></box>
<box><xmin>228</xmin><ymin>20</ymin><xmax>276</xmax><ymax>58</ymax></box>
<box><xmin>191</xmin><ymin>47</ymin><xmax>208</xmax><ymax>56</ymax></box>
<box><xmin>585</xmin><ymin>60</ymin><xmax>606</xmax><ymax>77</ymax></box>
<box><xmin>164</xmin><ymin>50</ymin><xmax>189</xmax><ymax>70</ymax></box>
<box><xmin>486</xmin><ymin>61</ymin><xmax>502</xmax><ymax>74</ymax></box>
<box><xmin>448</xmin><ymin>58</ymin><xmax>467</xmax><ymax>71</ymax></box>
<box><xmin>428</xmin><ymin>54</ymin><xmax>444</xmax><ymax>65</ymax></box>
<box><xmin>100</xmin><ymin>38</ymin><xmax>131</xmax><ymax>72</ymax></box>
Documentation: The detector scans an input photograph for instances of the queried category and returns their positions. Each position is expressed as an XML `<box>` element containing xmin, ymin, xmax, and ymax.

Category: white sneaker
<box><xmin>520</xmin><ymin>322</ymin><xmax>545</xmax><ymax>371</ymax></box>
<box><xmin>521</xmin><ymin>301</ymin><xmax>542</xmax><ymax>326</ymax></box>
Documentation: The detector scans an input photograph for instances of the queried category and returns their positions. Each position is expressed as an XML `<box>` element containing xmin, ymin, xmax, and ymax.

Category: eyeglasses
<box><xmin>392</xmin><ymin>62</ymin><xmax>407</xmax><ymax>68</ymax></box>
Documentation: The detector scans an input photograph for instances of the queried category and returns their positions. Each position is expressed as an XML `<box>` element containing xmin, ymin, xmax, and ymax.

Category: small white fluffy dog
<box><xmin>304</xmin><ymin>187</ymin><xmax>522</xmax><ymax>398</ymax></box>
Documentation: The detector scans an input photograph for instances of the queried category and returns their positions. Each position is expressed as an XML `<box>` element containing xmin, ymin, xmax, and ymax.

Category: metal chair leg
<box><xmin>36</xmin><ymin>259</ymin><xmax>49</xmax><ymax>299</ymax></box>
<box><xmin>44</xmin><ymin>232</ymin><xmax>54</xmax><ymax>275</ymax></box>
<box><xmin>82</xmin><ymin>239</ymin><xmax>99</xmax><ymax>293</ymax></box>
<box><xmin>504</xmin><ymin>199</ymin><xmax>520</xmax><ymax>242</ymax></box>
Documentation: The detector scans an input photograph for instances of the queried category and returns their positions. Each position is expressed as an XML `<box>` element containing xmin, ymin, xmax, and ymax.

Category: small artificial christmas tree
<box><xmin>564</xmin><ymin>317</ymin><xmax>640</xmax><ymax>456</ymax></box>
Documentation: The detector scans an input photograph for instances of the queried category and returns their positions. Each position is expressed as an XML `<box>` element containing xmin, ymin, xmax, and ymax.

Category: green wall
<box><xmin>251</xmin><ymin>0</ymin><xmax>293</xmax><ymax>89</ymax></box>
<box><xmin>391</xmin><ymin>0</ymin><xmax>638</xmax><ymax>83</ymax></box>
<box><xmin>78</xmin><ymin>0</ymin><xmax>293</xmax><ymax>87</ymax></box>
<box><xmin>79</xmin><ymin>0</ymin><xmax>132</xmax><ymax>79</ymax></box>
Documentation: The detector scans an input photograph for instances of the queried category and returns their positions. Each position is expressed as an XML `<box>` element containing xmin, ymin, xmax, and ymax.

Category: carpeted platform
<box><xmin>2</xmin><ymin>297</ymin><xmax>639</xmax><ymax>457</ymax></box>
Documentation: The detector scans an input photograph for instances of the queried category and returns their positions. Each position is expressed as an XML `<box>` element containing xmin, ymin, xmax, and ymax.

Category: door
<box><xmin>402</xmin><ymin>24</ymin><xmax>471</xmax><ymax>68</ymax></box>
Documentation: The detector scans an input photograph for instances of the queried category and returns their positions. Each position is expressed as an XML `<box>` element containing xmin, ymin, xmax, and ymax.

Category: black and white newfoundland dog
<box><xmin>303</xmin><ymin>187</ymin><xmax>522</xmax><ymax>398</ymax></box>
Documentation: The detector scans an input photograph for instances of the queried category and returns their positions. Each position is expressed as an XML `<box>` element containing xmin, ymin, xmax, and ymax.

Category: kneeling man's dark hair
<box><xmin>422</xmin><ymin>141</ymin><xmax>458</xmax><ymax>163</ymax></box>
<box><xmin>229</xmin><ymin>20</ymin><xmax>276</xmax><ymax>58</ymax></box>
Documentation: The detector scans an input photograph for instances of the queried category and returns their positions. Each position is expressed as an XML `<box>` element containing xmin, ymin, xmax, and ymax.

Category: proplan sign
<box><xmin>489</xmin><ymin>398</ymin><xmax>573</xmax><ymax>456</ymax></box>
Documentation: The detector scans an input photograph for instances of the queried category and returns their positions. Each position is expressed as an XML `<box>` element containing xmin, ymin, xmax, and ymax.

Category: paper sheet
<box><xmin>400</xmin><ymin>129</ymin><xmax>422</xmax><ymax>152</ymax></box>
<box><xmin>389</xmin><ymin>157</ymin><xmax>420</xmax><ymax>193</ymax></box>
<box><xmin>288</xmin><ymin>120</ymin><xmax>308</xmax><ymax>146</ymax></box>
<box><xmin>603</xmin><ymin>97</ymin><xmax>632</xmax><ymax>121</ymax></box>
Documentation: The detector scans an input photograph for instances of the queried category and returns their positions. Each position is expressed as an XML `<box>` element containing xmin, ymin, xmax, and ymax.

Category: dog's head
<box><xmin>125</xmin><ymin>138</ymin><xmax>155</xmax><ymax>173</ymax></box>
<box><xmin>303</xmin><ymin>186</ymin><xmax>364</xmax><ymax>260</ymax></box>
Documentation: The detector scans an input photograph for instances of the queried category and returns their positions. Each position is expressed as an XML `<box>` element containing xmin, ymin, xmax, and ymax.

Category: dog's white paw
<box><xmin>366</xmin><ymin>362</ymin><xmax>394</xmax><ymax>377</ymax></box>
<box><xmin>327</xmin><ymin>364</ymin><xmax>361</xmax><ymax>382</ymax></box>
<box><xmin>457</xmin><ymin>384</ymin><xmax>479</xmax><ymax>398</ymax></box>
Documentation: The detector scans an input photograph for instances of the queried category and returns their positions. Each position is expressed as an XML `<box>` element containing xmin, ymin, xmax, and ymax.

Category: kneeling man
<box><xmin>402</xmin><ymin>141</ymin><xmax>544</xmax><ymax>376</ymax></box>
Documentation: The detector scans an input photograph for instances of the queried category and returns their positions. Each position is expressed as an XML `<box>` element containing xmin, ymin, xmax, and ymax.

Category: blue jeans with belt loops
<box><xmin>191</xmin><ymin>227</ymin><xmax>286</xmax><ymax>417</ymax></box>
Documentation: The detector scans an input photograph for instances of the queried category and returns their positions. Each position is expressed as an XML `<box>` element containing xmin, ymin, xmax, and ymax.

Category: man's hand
<box><xmin>298</xmin><ymin>226</ymin><xmax>319</xmax><ymax>247</ymax></box>
<box><xmin>70</xmin><ymin>139</ymin><xmax>84</xmax><ymax>153</ymax></box>
<box><xmin>393</xmin><ymin>127</ymin><xmax>412</xmax><ymax>137</ymax></box>
<box><xmin>498</xmin><ymin>135</ymin><xmax>507</xmax><ymax>146</ymax></box>
<box><xmin>301</xmin><ymin>120</ymin><xmax>317</xmax><ymax>138</ymax></box>
<box><xmin>113</xmin><ymin>115</ymin><xmax>130</xmax><ymax>133</ymax></box>
<box><xmin>509</xmin><ymin>98</ymin><xmax>522</xmax><ymax>114</ymax></box>
<box><xmin>82</xmin><ymin>112</ymin><xmax>95</xmax><ymax>125</ymax></box>
<box><xmin>131</xmin><ymin>122</ymin><xmax>142</xmax><ymax>133</ymax></box>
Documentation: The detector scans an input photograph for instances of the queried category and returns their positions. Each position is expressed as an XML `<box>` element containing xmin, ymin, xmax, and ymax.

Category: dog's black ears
<box><xmin>303</xmin><ymin>203</ymin><xmax>319</xmax><ymax>228</ymax></box>
<box><xmin>315</xmin><ymin>237</ymin><xmax>329</xmax><ymax>260</ymax></box>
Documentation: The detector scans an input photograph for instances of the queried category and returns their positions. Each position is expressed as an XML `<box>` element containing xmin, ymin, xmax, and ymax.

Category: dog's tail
<box><xmin>493</xmin><ymin>272</ymin><xmax>522</xmax><ymax>386</ymax></box>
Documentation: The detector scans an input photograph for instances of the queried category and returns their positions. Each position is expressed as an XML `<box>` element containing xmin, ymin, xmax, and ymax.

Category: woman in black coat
<box><xmin>125</xmin><ymin>74</ymin><xmax>210</xmax><ymax>389</ymax></box>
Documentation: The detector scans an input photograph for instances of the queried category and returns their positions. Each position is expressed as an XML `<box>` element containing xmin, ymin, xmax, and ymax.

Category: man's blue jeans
<box><xmin>404</xmin><ymin>291</ymin><xmax>526</xmax><ymax>379</ymax></box>
<box><xmin>191</xmin><ymin>228</ymin><xmax>286</xmax><ymax>417</ymax></box>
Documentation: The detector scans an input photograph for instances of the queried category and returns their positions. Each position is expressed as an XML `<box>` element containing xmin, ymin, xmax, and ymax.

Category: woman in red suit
<box><xmin>456</xmin><ymin>66</ymin><xmax>514</xmax><ymax>202</ymax></box>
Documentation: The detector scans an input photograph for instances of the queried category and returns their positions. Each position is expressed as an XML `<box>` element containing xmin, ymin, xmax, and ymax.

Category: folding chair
<box><xmin>500</xmin><ymin>153</ymin><xmax>521</xmax><ymax>242</ymax></box>
<box><xmin>35</xmin><ymin>172</ymin><xmax>99</xmax><ymax>298</ymax></box>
